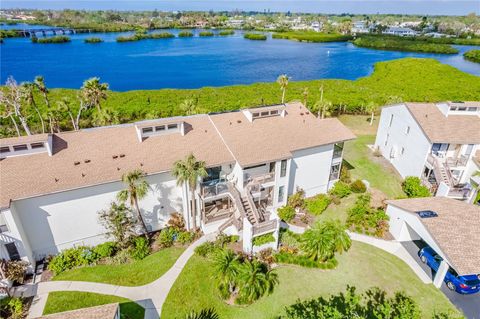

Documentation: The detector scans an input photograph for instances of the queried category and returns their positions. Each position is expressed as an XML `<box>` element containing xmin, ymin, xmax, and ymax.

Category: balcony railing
<box><xmin>253</xmin><ymin>219</ymin><xmax>278</xmax><ymax>236</ymax></box>
<box><xmin>448</xmin><ymin>185</ymin><xmax>472</xmax><ymax>199</ymax></box>
<box><xmin>446</xmin><ymin>155</ymin><xmax>468</xmax><ymax>167</ymax></box>
<box><xmin>201</xmin><ymin>180</ymin><xmax>229</xmax><ymax>198</ymax></box>
<box><xmin>244</xmin><ymin>171</ymin><xmax>275</xmax><ymax>187</ymax></box>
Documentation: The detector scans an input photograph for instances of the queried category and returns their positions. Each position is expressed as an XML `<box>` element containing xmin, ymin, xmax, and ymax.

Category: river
<box><xmin>1</xmin><ymin>25</ymin><xmax>479</xmax><ymax>91</ymax></box>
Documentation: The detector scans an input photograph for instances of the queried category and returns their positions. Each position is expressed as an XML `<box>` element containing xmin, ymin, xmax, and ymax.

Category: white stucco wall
<box><xmin>374</xmin><ymin>104</ymin><xmax>431</xmax><ymax>179</ymax></box>
<box><xmin>289</xmin><ymin>144</ymin><xmax>333</xmax><ymax>197</ymax></box>
<box><xmin>10</xmin><ymin>172</ymin><xmax>184</xmax><ymax>261</ymax></box>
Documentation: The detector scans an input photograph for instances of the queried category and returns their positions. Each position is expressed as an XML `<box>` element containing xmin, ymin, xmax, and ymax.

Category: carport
<box><xmin>385</xmin><ymin>197</ymin><xmax>480</xmax><ymax>288</ymax></box>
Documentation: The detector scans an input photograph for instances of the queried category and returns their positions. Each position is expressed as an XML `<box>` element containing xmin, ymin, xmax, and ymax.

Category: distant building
<box><xmin>383</xmin><ymin>27</ymin><xmax>417</xmax><ymax>37</ymax></box>
<box><xmin>351</xmin><ymin>21</ymin><xmax>371</xmax><ymax>34</ymax></box>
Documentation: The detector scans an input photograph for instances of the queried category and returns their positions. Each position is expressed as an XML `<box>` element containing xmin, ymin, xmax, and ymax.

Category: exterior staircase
<box><xmin>241</xmin><ymin>195</ymin><xmax>256</xmax><ymax>224</ymax></box>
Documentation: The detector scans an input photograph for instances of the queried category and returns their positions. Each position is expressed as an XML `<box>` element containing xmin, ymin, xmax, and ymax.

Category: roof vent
<box><xmin>74</xmin><ymin>161</ymin><xmax>80</xmax><ymax>166</ymax></box>
<box><xmin>84</xmin><ymin>159</ymin><xmax>91</xmax><ymax>163</ymax></box>
<box><xmin>112</xmin><ymin>155</ymin><xmax>118</xmax><ymax>159</ymax></box>
<box><xmin>237</xmin><ymin>120</ymin><xmax>242</xmax><ymax>124</ymax></box>
<box><xmin>81</xmin><ymin>173</ymin><xmax>86</xmax><ymax>177</ymax></box>
<box><xmin>416</xmin><ymin>210</ymin><xmax>438</xmax><ymax>218</ymax></box>
<box><xmin>119</xmin><ymin>154</ymin><xmax>125</xmax><ymax>158</ymax></box>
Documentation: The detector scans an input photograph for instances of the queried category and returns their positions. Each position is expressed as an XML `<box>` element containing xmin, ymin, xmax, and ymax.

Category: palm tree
<box><xmin>276</xmin><ymin>74</ymin><xmax>289</xmax><ymax>104</ymax></box>
<box><xmin>180</xmin><ymin>98</ymin><xmax>197</xmax><ymax>116</ymax></box>
<box><xmin>21</xmin><ymin>82</ymin><xmax>46</xmax><ymax>133</ymax></box>
<box><xmin>313</xmin><ymin>99</ymin><xmax>333</xmax><ymax>119</ymax></box>
<box><xmin>56</xmin><ymin>98</ymin><xmax>78</xmax><ymax>130</ymax></box>
<box><xmin>213</xmin><ymin>249</ymin><xmax>240</xmax><ymax>299</ymax></box>
<box><xmin>236</xmin><ymin>259</ymin><xmax>278</xmax><ymax>304</ymax></box>
<box><xmin>302</xmin><ymin>87</ymin><xmax>309</xmax><ymax>108</ymax></box>
<box><xmin>300</xmin><ymin>219</ymin><xmax>351</xmax><ymax>262</ymax></box>
<box><xmin>34</xmin><ymin>76</ymin><xmax>50</xmax><ymax>109</ymax></box>
<box><xmin>172</xmin><ymin>154</ymin><xmax>208</xmax><ymax>230</ymax></box>
<box><xmin>364</xmin><ymin>102</ymin><xmax>377</xmax><ymax>126</ymax></box>
<box><xmin>117</xmin><ymin>169</ymin><xmax>150</xmax><ymax>238</ymax></box>
<box><xmin>1</xmin><ymin>77</ymin><xmax>32</xmax><ymax>135</ymax></box>
<box><xmin>184</xmin><ymin>308</ymin><xmax>219</xmax><ymax>319</ymax></box>
<box><xmin>81</xmin><ymin>77</ymin><xmax>109</xmax><ymax>111</ymax></box>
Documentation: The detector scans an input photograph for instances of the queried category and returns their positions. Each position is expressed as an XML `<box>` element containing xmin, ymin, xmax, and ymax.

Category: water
<box><xmin>2</xmin><ymin>25</ymin><xmax>480</xmax><ymax>91</ymax></box>
<box><xmin>2</xmin><ymin>0</ymin><xmax>479</xmax><ymax>15</ymax></box>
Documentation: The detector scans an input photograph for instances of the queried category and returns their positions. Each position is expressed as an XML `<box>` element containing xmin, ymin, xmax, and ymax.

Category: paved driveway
<box><xmin>401</xmin><ymin>240</ymin><xmax>480</xmax><ymax>319</ymax></box>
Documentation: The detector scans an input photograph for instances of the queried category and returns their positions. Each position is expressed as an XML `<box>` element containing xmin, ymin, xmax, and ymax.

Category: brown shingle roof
<box><xmin>386</xmin><ymin>197</ymin><xmax>480</xmax><ymax>275</ymax></box>
<box><xmin>405</xmin><ymin>102</ymin><xmax>480</xmax><ymax>144</ymax></box>
<box><xmin>0</xmin><ymin>103</ymin><xmax>355</xmax><ymax>208</ymax></box>
<box><xmin>36</xmin><ymin>303</ymin><xmax>119</xmax><ymax>319</ymax></box>
<box><xmin>210</xmin><ymin>102</ymin><xmax>356</xmax><ymax>167</ymax></box>
<box><xmin>0</xmin><ymin>115</ymin><xmax>234</xmax><ymax>209</ymax></box>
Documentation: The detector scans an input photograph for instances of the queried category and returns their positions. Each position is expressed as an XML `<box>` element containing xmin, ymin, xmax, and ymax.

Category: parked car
<box><xmin>419</xmin><ymin>247</ymin><xmax>480</xmax><ymax>294</ymax></box>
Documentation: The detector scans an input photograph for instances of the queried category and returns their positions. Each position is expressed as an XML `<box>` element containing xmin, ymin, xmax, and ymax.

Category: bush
<box><xmin>402</xmin><ymin>176</ymin><xmax>431</xmax><ymax>198</ymax></box>
<box><xmin>149</xmin><ymin>32</ymin><xmax>174</xmax><ymax>39</ymax></box>
<box><xmin>274</xmin><ymin>251</ymin><xmax>338</xmax><ymax>269</ymax></box>
<box><xmin>4</xmin><ymin>260</ymin><xmax>28</xmax><ymax>283</ymax></box>
<box><xmin>287</xmin><ymin>189</ymin><xmax>305</xmax><ymax>209</ymax></box>
<box><xmin>305</xmin><ymin>194</ymin><xmax>331</xmax><ymax>215</ymax></box>
<box><xmin>329</xmin><ymin>181</ymin><xmax>351</xmax><ymax>198</ymax></box>
<box><xmin>194</xmin><ymin>242</ymin><xmax>217</xmax><ymax>257</ymax></box>
<box><xmin>277</xmin><ymin>205</ymin><xmax>296</xmax><ymax>222</ymax></box>
<box><xmin>464</xmin><ymin>49</ymin><xmax>480</xmax><ymax>63</ymax></box>
<box><xmin>0</xmin><ymin>297</ymin><xmax>23</xmax><ymax>319</ymax></box>
<box><xmin>93</xmin><ymin>241</ymin><xmax>117</xmax><ymax>258</ymax></box>
<box><xmin>339</xmin><ymin>164</ymin><xmax>351</xmax><ymax>183</ymax></box>
<box><xmin>32</xmin><ymin>35</ymin><xmax>71</xmax><ymax>44</ymax></box>
<box><xmin>199</xmin><ymin>31</ymin><xmax>214</xmax><ymax>37</ymax></box>
<box><xmin>244</xmin><ymin>33</ymin><xmax>267</xmax><ymax>40</ymax></box>
<box><xmin>105</xmin><ymin>249</ymin><xmax>132</xmax><ymax>265</ymax></box>
<box><xmin>279</xmin><ymin>229</ymin><xmax>301</xmax><ymax>249</ymax></box>
<box><xmin>350</xmin><ymin>179</ymin><xmax>367</xmax><ymax>193</ymax></box>
<box><xmin>84</xmin><ymin>37</ymin><xmax>103</xmax><ymax>43</ymax></box>
<box><xmin>353</xmin><ymin>35</ymin><xmax>458</xmax><ymax>54</ymax></box>
<box><xmin>219</xmin><ymin>30</ymin><xmax>235</xmax><ymax>36</ymax></box>
<box><xmin>48</xmin><ymin>246</ymin><xmax>98</xmax><ymax>275</ymax></box>
<box><xmin>347</xmin><ymin>194</ymin><xmax>390</xmax><ymax>237</ymax></box>
<box><xmin>272</xmin><ymin>31</ymin><xmax>352</xmax><ymax>43</ymax></box>
<box><xmin>178</xmin><ymin>31</ymin><xmax>193</xmax><ymax>37</ymax></box>
<box><xmin>177</xmin><ymin>231</ymin><xmax>196</xmax><ymax>245</ymax></box>
<box><xmin>157</xmin><ymin>227</ymin><xmax>177</xmax><ymax>248</ymax></box>
<box><xmin>167</xmin><ymin>212</ymin><xmax>185</xmax><ymax>231</ymax></box>
<box><xmin>252</xmin><ymin>233</ymin><xmax>275</xmax><ymax>246</ymax></box>
<box><xmin>130</xmin><ymin>236</ymin><xmax>150</xmax><ymax>260</ymax></box>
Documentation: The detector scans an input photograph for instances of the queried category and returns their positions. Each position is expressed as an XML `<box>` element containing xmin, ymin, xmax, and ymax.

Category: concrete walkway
<box><xmin>25</xmin><ymin>234</ymin><xmax>214</xmax><ymax>319</ymax></box>
<box><xmin>347</xmin><ymin>231</ymin><xmax>431</xmax><ymax>284</ymax></box>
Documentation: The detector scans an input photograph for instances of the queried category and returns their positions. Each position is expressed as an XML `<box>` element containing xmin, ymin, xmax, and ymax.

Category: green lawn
<box><xmin>43</xmin><ymin>291</ymin><xmax>144</xmax><ymax>319</ymax></box>
<box><xmin>162</xmin><ymin>242</ymin><xmax>459</xmax><ymax>319</ymax></box>
<box><xmin>342</xmin><ymin>135</ymin><xmax>405</xmax><ymax>199</ymax></box>
<box><xmin>53</xmin><ymin>247</ymin><xmax>185</xmax><ymax>286</ymax></box>
<box><xmin>316</xmin><ymin>194</ymin><xmax>359</xmax><ymax>224</ymax></box>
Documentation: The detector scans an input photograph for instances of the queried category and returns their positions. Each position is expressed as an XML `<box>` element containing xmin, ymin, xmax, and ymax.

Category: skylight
<box><xmin>416</xmin><ymin>210</ymin><xmax>438</xmax><ymax>218</ymax></box>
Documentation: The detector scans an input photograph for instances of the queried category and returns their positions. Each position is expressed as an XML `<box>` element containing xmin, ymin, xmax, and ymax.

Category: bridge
<box><xmin>17</xmin><ymin>28</ymin><xmax>91</xmax><ymax>37</ymax></box>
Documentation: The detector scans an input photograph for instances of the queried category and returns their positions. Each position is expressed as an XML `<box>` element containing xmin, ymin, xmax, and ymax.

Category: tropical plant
<box><xmin>304</xmin><ymin>194</ymin><xmax>331</xmax><ymax>215</ymax></box>
<box><xmin>364</xmin><ymin>101</ymin><xmax>377</xmax><ymax>125</ymax></box>
<box><xmin>80</xmin><ymin>77</ymin><xmax>109</xmax><ymax>111</ymax></box>
<box><xmin>34</xmin><ymin>75</ymin><xmax>51</xmax><ymax>110</ymax></box>
<box><xmin>21</xmin><ymin>82</ymin><xmax>45</xmax><ymax>133</ymax></box>
<box><xmin>350</xmin><ymin>179</ymin><xmax>367</xmax><ymax>193</ymax></box>
<box><xmin>180</xmin><ymin>98</ymin><xmax>197</xmax><ymax>115</ymax></box>
<box><xmin>117</xmin><ymin>169</ymin><xmax>151</xmax><ymax>238</ymax></box>
<box><xmin>55</xmin><ymin>98</ymin><xmax>78</xmax><ymax>130</ymax></box>
<box><xmin>93</xmin><ymin>241</ymin><xmax>117</xmax><ymax>258</ymax></box>
<box><xmin>252</xmin><ymin>233</ymin><xmax>275</xmax><ymax>246</ymax></box>
<box><xmin>300</xmin><ymin>219</ymin><xmax>351</xmax><ymax>262</ymax></box>
<box><xmin>3</xmin><ymin>260</ymin><xmax>28</xmax><ymax>283</ymax></box>
<box><xmin>402</xmin><ymin>176</ymin><xmax>431</xmax><ymax>198</ymax></box>
<box><xmin>157</xmin><ymin>227</ymin><xmax>177</xmax><ymax>248</ymax></box>
<box><xmin>329</xmin><ymin>181</ymin><xmax>351</xmax><ymax>198</ymax></box>
<box><xmin>287</xmin><ymin>189</ymin><xmax>305</xmax><ymax>209</ymax></box>
<box><xmin>236</xmin><ymin>259</ymin><xmax>278</xmax><ymax>304</ymax></box>
<box><xmin>184</xmin><ymin>308</ymin><xmax>219</xmax><ymax>319</ymax></box>
<box><xmin>98</xmin><ymin>201</ymin><xmax>136</xmax><ymax>248</ymax></box>
<box><xmin>213</xmin><ymin>249</ymin><xmax>240</xmax><ymax>299</ymax></box>
<box><xmin>276</xmin><ymin>74</ymin><xmax>290</xmax><ymax>104</ymax></box>
<box><xmin>347</xmin><ymin>194</ymin><xmax>389</xmax><ymax>237</ymax></box>
<box><xmin>167</xmin><ymin>212</ymin><xmax>186</xmax><ymax>230</ymax></box>
<box><xmin>130</xmin><ymin>236</ymin><xmax>150</xmax><ymax>260</ymax></box>
<box><xmin>277</xmin><ymin>205</ymin><xmax>296</xmax><ymax>222</ymax></box>
<box><xmin>172</xmin><ymin>153</ymin><xmax>208</xmax><ymax>230</ymax></box>
<box><xmin>0</xmin><ymin>297</ymin><xmax>24</xmax><ymax>319</ymax></box>
<box><xmin>302</xmin><ymin>87</ymin><xmax>309</xmax><ymax>108</ymax></box>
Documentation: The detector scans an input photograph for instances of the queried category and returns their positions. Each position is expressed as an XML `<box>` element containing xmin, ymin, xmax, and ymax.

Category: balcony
<box><xmin>445</xmin><ymin>155</ymin><xmax>468</xmax><ymax>167</ymax></box>
<box><xmin>243</xmin><ymin>171</ymin><xmax>275</xmax><ymax>187</ymax></box>
<box><xmin>200</xmin><ymin>179</ymin><xmax>229</xmax><ymax>198</ymax></box>
<box><xmin>252</xmin><ymin>219</ymin><xmax>278</xmax><ymax>236</ymax></box>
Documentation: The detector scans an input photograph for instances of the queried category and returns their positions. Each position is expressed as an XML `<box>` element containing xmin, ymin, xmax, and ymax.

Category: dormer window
<box><xmin>245</xmin><ymin>105</ymin><xmax>286</xmax><ymax>122</ymax></box>
<box><xmin>142</xmin><ymin>127</ymin><xmax>153</xmax><ymax>134</ymax></box>
<box><xmin>0</xmin><ymin>134</ymin><xmax>52</xmax><ymax>158</ymax></box>
<box><xmin>167</xmin><ymin>124</ymin><xmax>178</xmax><ymax>130</ymax></box>
<box><xmin>270</xmin><ymin>110</ymin><xmax>279</xmax><ymax>115</ymax></box>
<box><xmin>0</xmin><ymin>147</ymin><xmax>10</xmax><ymax>153</ymax></box>
<box><xmin>155</xmin><ymin>125</ymin><xmax>165</xmax><ymax>131</ymax></box>
<box><xmin>135</xmin><ymin>120</ymin><xmax>185</xmax><ymax>141</ymax></box>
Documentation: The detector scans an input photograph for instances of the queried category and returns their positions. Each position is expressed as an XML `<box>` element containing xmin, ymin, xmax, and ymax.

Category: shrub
<box><xmin>274</xmin><ymin>251</ymin><xmax>338</xmax><ymax>269</ymax></box>
<box><xmin>199</xmin><ymin>31</ymin><xmax>214</xmax><ymax>37</ymax></box>
<box><xmin>105</xmin><ymin>249</ymin><xmax>132</xmax><ymax>265</ymax></box>
<box><xmin>219</xmin><ymin>30</ymin><xmax>235</xmax><ymax>36</ymax></box>
<box><xmin>167</xmin><ymin>212</ymin><xmax>185</xmax><ymax>230</ymax></box>
<box><xmin>287</xmin><ymin>189</ymin><xmax>305</xmax><ymax>209</ymax></box>
<box><xmin>177</xmin><ymin>231</ymin><xmax>196</xmax><ymax>245</ymax></box>
<box><xmin>347</xmin><ymin>194</ymin><xmax>390</xmax><ymax>237</ymax></box>
<box><xmin>0</xmin><ymin>297</ymin><xmax>23</xmax><ymax>319</ymax></box>
<box><xmin>178</xmin><ymin>31</ymin><xmax>193</xmax><ymax>37</ymax></box>
<box><xmin>329</xmin><ymin>181</ymin><xmax>351</xmax><ymax>198</ymax></box>
<box><xmin>279</xmin><ymin>229</ymin><xmax>301</xmax><ymax>248</ymax></box>
<box><xmin>84</xmin><ymin>37</ymin><xmax>103</xmax><ymax>43</ymax></box>
<box><xmin>149</xmin><ymin>32</ymin><xmax>174</xmax><ymax>39</ymax></box>
<box><xmin>32</xmin><ymin>35</ymin><xmax>70</xmax><ymax>44</ymax></box>
<box><xmin>252</xmin><ymin>233</ymin><xmax>275</xmax><ymax>246</ymax></box>
<box><xmin>130</xmin><ymin>236</ymin><xmax>150</xmax><ymax>260</ymax></box>
<box><xmin>339</xmin><ymin>164</ymin><xmax>351</xmax><ymax>183</ymax></box>
<box><xmin>464</xmin><ymin>49</ymin><xmax>480</xmax><ymax>63</ymax></box>
<box><xmin>157</xmin><ymin>227</ymin><xmax>177</xmax><ymax>248</ymax></box>
<box><xmin>48</xmin><ymin>246</ymin><xmax>98</xmax><ymax>275</ymax></box>
<box><xmin>214</xmin><ymin>233</ymin><xmax>238</xmax><ymax>247</ymax></box>
<box><xmin>402</xmin><ymin>176</ymin><xmax>431</xmax><ymax>198</ymax></box>
<box><xmin>272</xmin><ymin>31</ymin><xmax>352</xmax><ymax>43</ymax></box>
<box><xmin>98</xmin><ymin>202</ymin><xmax>136</xmax><ymax>249</ymax></box>
<box><xmin>244</xmin><ymin>33</ymin><xmax>267</xmax><ymax>40</ymax></box>
<box><xmin>93</xmin><ymin>241</ymin><xmax>117</xmax><ymax>258</ymax></box>
<box><xmin>257</xmin><ymin>248</ymin><xmax>275</xmax><ymax>265</ymax></box>
<box><xmin>353</xmin><ymin>35</ymin><xmax>458</xmax><ymax>54</ymax></box>
<box><xmin>305</xmin><ymin>194</ymin><xmax>331</xmax><ymax>215</ymax></box>
<box><xmin>350</xmin><ymin>179</ymin><xmax>367</xmax><ymax>193</ymax></box>
<box><xmin>4</xmin><ymin>260</ymin><xmax>28</xmax><ymax>283</ymax></box>
<box><xmin>277</xmin><ymin>205</ymin><xmax>296</xmax><ymax>222</ymax></box>
<box><xmin>194</xmin><ymin>242</ymin><xmax>217</xmax><ymax>257</ymax></box>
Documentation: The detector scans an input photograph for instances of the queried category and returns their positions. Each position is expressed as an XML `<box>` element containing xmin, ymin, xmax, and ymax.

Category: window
<box><xmin>142</xmin><ymin>127</ymin><xmax>153</xmax><ymax>134</ymax></box>
<box><xmin>13</xmin><ymin>144</ymin><xmax>28</xmax><ymax>151</ymax></box>
<box><xmin>467</xmin><ymin>107</ymin><xmax>477</xmax><ymax>112</ymax></box>
<box><xmin>270</xmin><ymin>110</ymin><xmax>279</xmax><ymax>115</ymax></box>
<box><xmin>280</xmin><ymin>160</ymin><xmax>287</xmax><ymax>177</ymax></box>
<box><xmin>31</xmin><ymin>142</ymin><xmax>44</xmax><ymax>149</ymax></box>
<box><xmin>388</xmin><ymin>114</ymin><xmax>394</xmax><ymax>127</ymax></box>
<box><xmin>269</xmin><ymin>162</ymin><xmax>275</xmax><ymax>173</ymax></box>
<box><xmin>329</xmin><ymin>164</ymin><xmax>340</xmax><ymax>180</ymax></box>
<box><xmin>405</xmin><ymin>126</ymin><xmax>410</xmax><ymax>135</ymax></box>
<box><xmin>260</xmin><ymin>111</ymin><xmax>269</xmax><ymax>116</ymax></box>
<box><xmin>167</xmin><ymin>124</ymin><xmax>178</xmax><ymax>130</ymax></box>
<box><xmin>458</xmin><ymin>107</ymin><xmax>467</xmax><ymax>111</ymax></box>
<box><xmin>278</xmin><ymin>186</ymin><xmax>285</xmax><ymax>203</ymax></box>
<box><xmin>155</xmin><ymin>125</ymin><xmax>165</xmax><ymax>131</ymax></box>
<box><xmin>333</xmin><ymin>143</ymin><xmax>344</xmax><ymax>159</ymax></box>
<box><xmin>5</xmin><ymin>242</ymin><xmax>20</xmax><ymax>261</ymax></box>
<box><xmin>252</xmin><ymin>112</ymin><xmax>260</xmax><ymax>118</ymax></box>
<box><xmin>204</xmin><ymin>166</ymin><xmax>222</xmax><ymax>183</ymax></box>
<box><xmin>0</xmin><ymin>214</ymin><xmax>8</xmax><ymax>233</ymax></box>
<box><xmin>0</xmin><ymin>146</ymin><xmax>10</xmax><ymax>153</ymax></box>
